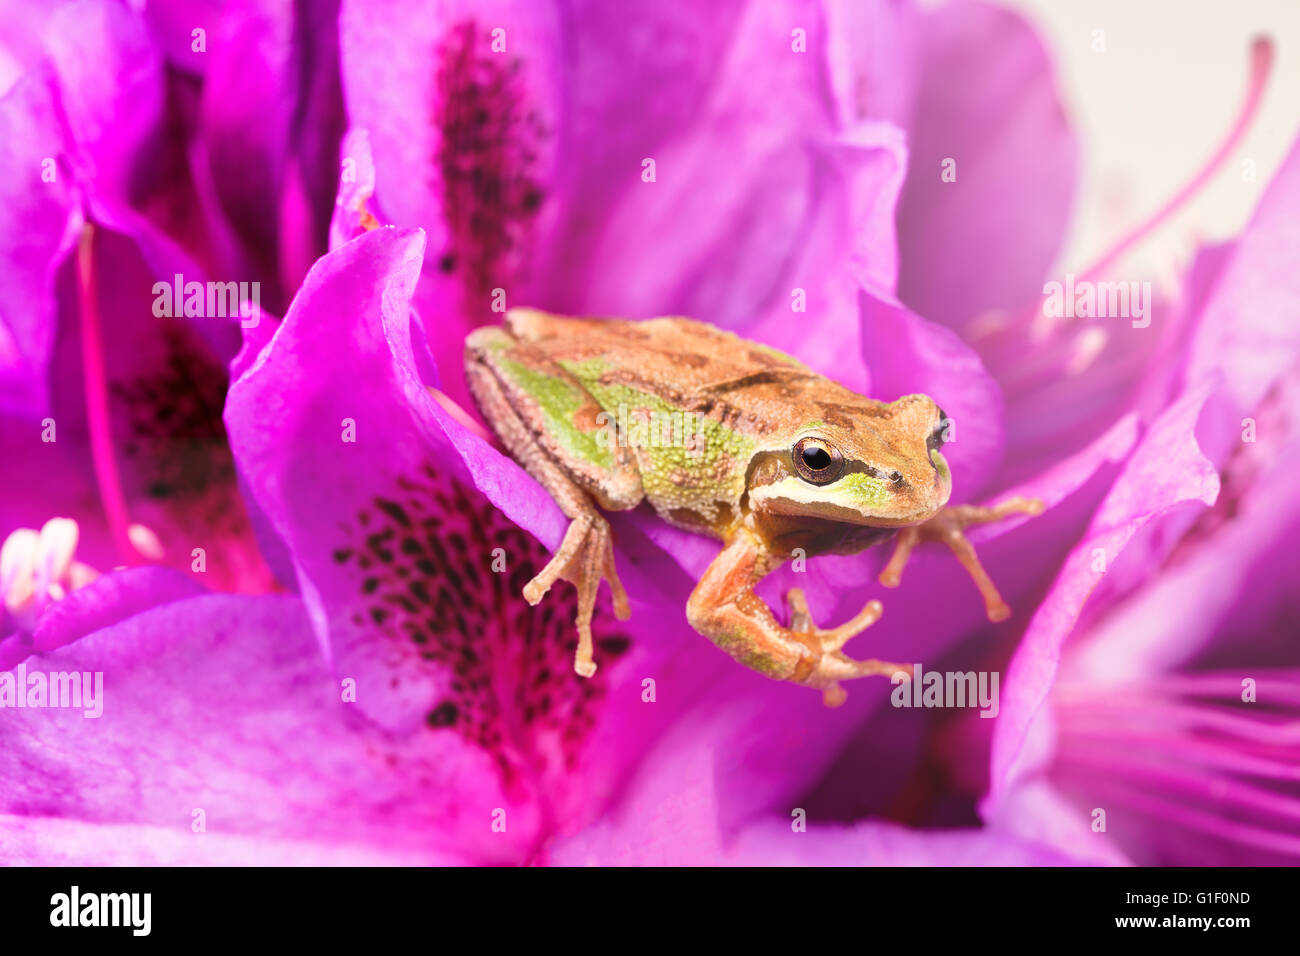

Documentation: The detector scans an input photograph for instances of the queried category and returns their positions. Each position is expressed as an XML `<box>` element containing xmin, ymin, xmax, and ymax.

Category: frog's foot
<box><xmin>784</xmin><ymin>588</ymin><xmax>911</xmax><ymax>708</ymax></box>
<box><xmin>523</xmin><ymin>514</ymin><xmax>630</xmax><ymax>678</ymax></box>
<box><xmin>879</xmin><ymin>497</ymin><xmax>1044</xmax><ymax>622</ymax></box>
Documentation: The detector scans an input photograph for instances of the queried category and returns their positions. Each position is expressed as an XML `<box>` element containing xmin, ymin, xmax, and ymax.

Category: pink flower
<box><xmin>0</xmin><ymin>0</ymin><xmax>343</xmax><ymax>610</ymax></box>
<box><xmin>4</xmin><ymin>0</ymin><xmax>1297</xmax><ymax>868</ymax></box>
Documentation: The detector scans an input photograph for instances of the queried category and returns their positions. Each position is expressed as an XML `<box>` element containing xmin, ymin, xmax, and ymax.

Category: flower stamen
<box><xmin>1052</xmin><ymin>668</ymin><xmax>1300</xmax><ymax>862</ymax></box>
<box><xmin>1</xmin><ymin>518</ymin><xmax>99</xmax><ymax>630</ymax></box>
<box><xmin>76</xmin><ymin>225</ymin><xmax>140</xmax><ymax>566</ymax></box>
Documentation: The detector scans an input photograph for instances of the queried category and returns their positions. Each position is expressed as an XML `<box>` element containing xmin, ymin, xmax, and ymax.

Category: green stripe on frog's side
<box><xmin>837</xmin><ymin>471</ymin><xmax>891</xmax><ymax>509</ymax></box>
<box><xmin>493</xmin><ymin>352</ymin><xmax>615</xmax><ymax>471</ymax></box>
<box><xmin>560</xmin><ymin>357</ymin><xmax>757</xmax><ymax>521</ymax></box>
<box><xmin>752</xmin><ymin>470</ymin><xmax>890</xmax><ymax>514</ymax></box>
<box><xmin>929</xmin><ymin>448</ymin><xmax>951</xmax><ymax>485</ymax></box>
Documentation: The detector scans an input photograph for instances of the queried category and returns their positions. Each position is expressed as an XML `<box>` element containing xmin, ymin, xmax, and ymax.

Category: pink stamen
<box><xmin>1052</xmin><ymin>669</ymin><xmax>1300</xmax><ymax>858</ymax></box>
<box><xmin>1144</xmin><ymin>671</ymin><xmax>1300</xmax><ymax>705</ymax></box>
<box><xmin>1073</xmin><ymin>37</ymin><xmax>1273</xmax><ymax>290</ymax></box>
<box><xmin>1060</xmin><ymin>725</ymin><xmax>1300</xmax><ymax>781</ymax></box>
<box><xmin>76</xmin><ymin>226</ymin><xmax>139</xmax><ymax>565</ymax></box>
<box><xmin>1066</xmin><ymin>783</ymin><xmax>1300</xmax><ymax>858</ymax></box>
<box><xmin>1057</xmin><ymin>688</ymin><xmax>1300</xmax><ymax>744</ymax></box>
<box><xmin>988</xmin><ymin>37</ymin><xmax>1275</xmax><ymax>392</ymax></box>
<box><xmin>1063</xmin><ymin>749</ymin><xmax>1300</xmax><ymax>822</ymax></box>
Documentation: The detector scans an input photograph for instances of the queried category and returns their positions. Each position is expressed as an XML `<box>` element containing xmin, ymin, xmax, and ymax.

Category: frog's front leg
<box><xmin>687</xmin><ymin>533</ymin><xmax>911</xmax><ymax>706</ymax></box>
<box><xmin>879</xmin><ymin>498</ymin><xmax>1044</xmax><ymax>621</ymax></box>
<box><xmin>465</xmin><ymin>328</ymin><xmax>641</xmax><ymax>678</ymax></box>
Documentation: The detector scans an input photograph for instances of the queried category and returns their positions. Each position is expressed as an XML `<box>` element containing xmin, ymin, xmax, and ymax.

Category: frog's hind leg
<box><xmin>878</xmin><ymin>498</ymin><xmax>1044</xmax><ymax>621</ymax></box>
<box><xmin>465</xmin><ymin>327</ymin><xmax>641</xmax><ymax>678</ymax></box>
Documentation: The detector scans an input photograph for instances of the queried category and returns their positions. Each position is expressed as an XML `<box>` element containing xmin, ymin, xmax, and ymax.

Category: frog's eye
<box><xmin>792</xmin><ymin>437</ymin><xmax>845</xmax><ymax>485</ymax></box>
<box><xmin>927</xmin><ymin>407</ymin><xmax>949</xmax><ymax>453</ymax></box>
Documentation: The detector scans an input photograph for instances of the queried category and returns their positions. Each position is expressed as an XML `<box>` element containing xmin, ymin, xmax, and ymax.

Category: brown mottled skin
<box><xmin>465</xmin><ymin>308</ymin><xmax>1042</xmax><ymax>705</ymax></box>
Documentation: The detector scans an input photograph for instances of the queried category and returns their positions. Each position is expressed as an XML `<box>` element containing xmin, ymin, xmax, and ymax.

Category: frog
<box><xmin>464</xmin><ymin>308</ymin><xmax>1042</xmax><ymax>706</ymax></box>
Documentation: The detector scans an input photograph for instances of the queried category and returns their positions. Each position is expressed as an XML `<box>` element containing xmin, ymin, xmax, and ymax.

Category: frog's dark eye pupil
<box><xmin>792</xmin><ymin>438</ymin><xmax>845</xmax><ymax>485</ymax></box>
<box><xmin>928</xmin><ymin>407</ymin><xmax>950</xmax><ymax>452</ymax></box>
<box><xmin>802</xmin><ymin>446</ymin><xmax>831</xmax><ymax>470</ymax></box>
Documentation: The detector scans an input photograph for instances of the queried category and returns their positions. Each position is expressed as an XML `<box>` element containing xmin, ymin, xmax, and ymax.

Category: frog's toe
<box><xmin>524</xmin><ymin>514</ymin><xmax>627</xmax><ymax>678</ymax></box>
<box><xmin>817</xmin><ymin>599</ymin><xmax>883</xmax><ymax>653</ymax></box>
<box><xmin>601</xmin><ymin>536</ymin><xmax>631</xmax><ymax>621</ymax></box>
<box><xmin>812</xmin><ymin>653</ymin><xmax>914</xmax><ymax>707</ymax></box>
<box><xmin>522</xmin><ymin>576</ymin><xmax>550</xmax><ymax>605</ymax></box>
<box><xmin>881</xmin><ymin>498</ymin><xmax>1045</xmax><ymax>623</ymax></box>
<box><xmin>784</xmin><ymin>588</ymin><xmax>815</xmax><ymax>633</ymax></box>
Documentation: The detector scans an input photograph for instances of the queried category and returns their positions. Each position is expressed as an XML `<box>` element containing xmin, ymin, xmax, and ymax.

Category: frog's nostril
<box><xmin>888</xmin><ymin>470</ymin><xmax>903</xmax><ymax>484</ymax></box>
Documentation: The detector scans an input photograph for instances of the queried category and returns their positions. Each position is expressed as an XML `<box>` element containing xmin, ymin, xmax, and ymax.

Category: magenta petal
<box><xmin>0</xmin><ymin>567</ymin><xmax>204</xmax><ymax>669</ymax></box>
<box><xmin>330</xmin><ymin>128</ymin><xmax>380</xmax><ymax>250</ymax></box>
<box><xmin>823</xmin><ymin>0</ymin><xmax>919</xmax><ymax>129</ymax></box>
<box><xmin>551</xmin><ymin>736</ymin><xmax>1090</xmax><ymax>865</ymax></box>
<box><xmin>739</xmin><ymin>121</ymin><xmax>908</xmax><ymax>393</ymax></box>
<box><xmin>139</xmin><ymin>0</ymin><xmax>215</xmax><ymax>75</ymax></box>
<box><xmin>0</xmin><ymin>69</ymin><xmax>83</xmax><ymax>416</ymax></box>
<box><xmin>227</xmin><ymin>225</ymin><xmax>565</xmax><ymax>561</ymax></box>
<box><xmin>0</xmin><ymin>816</ymin><xmax>459</xmax><ymax>866</ymax></box>
<box><xmin>983</xmin><ymin>780</ymin><xmax>1133</xmax><ymax>866</ymax></box>
<box><xmin>0</xmin><ymin>0</ymin><xmax>172</xmax><ymax>417</ymax></box>
<box><xmin>1185</xmin><ymin>135</ymin><xmax>1300</xmax><ymax>463</ymax></box>
<box><xmin>339</xmin><ymin>0</ymin><xmax>912</xmax><ymax>405</ymax></box>
<box><xmin>725</xmin><ymin>819</ymin><xmax>1096</xmax><ymax>866</ymax></box>
<box><xmin>225</xmin><ymin>227</ymin><xmax>715</xmax><ymax>848</ymax></box>
<box><xmin>988</xmin><ymin>385</ymin><xmax>1221</xmax><ymax>803</ymax></box>
<box><xmin>0</xmin><ymin>593</ymin><xmax>477</xmax><ymax>864</ymax></box>
<box><xmin>41</xmin><ymin>0</ymin><xmax>165</xmax><ymax>203</ymax></box>
<box><xmin>340</xmin><ymin>0</ymin><xmax>563</xmax><ymax>262</ymax></box>
<box><xmin>895</xmin><ymin>0</ymin><xmax>1077</xmax><ymax>330</ymax></box>
<box><xmin>199</xmin><ymin>0</ymin><xmax>345</xmax><ymax>301</ymax></box>
<box><xmin>226</xmin><ymin>226</ymin><xmax>561</xmax><ymax>664</ymax></box>
<box><xmin>1070</xmin><ymin>370</ymin><xmax>1300</xmax><ymax>681</ymax></box>
<box><xmin>533</xmin><ymin>9</ymin><xmax>907</xmax><ymax>320</ymax></box>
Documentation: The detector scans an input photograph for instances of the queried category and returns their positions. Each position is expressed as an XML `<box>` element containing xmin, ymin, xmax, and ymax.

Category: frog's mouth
<box><xmin>747</xmin><ymin>449</ymin><xmax>951</xmax><ymax>527</ymax></box>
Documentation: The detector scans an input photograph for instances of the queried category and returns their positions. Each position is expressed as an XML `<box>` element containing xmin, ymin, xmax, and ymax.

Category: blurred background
<box><xmin>1002</xmin><ymin>0</ymin><xmax>1300</xmax><ymax>279</ymax></box>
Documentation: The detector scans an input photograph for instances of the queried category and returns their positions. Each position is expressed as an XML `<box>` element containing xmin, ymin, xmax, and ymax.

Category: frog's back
<box><xmin>502</xmin><ymin>309</ymin><xmax>886</xmax><ymax>536</ymax></box>
<box><xmin>507</xmin><ymin>309</ymin><xmax>802</xmax><ymax>386</ymax></box>
<box><xmin>507</xmin><ymin>308</ymin><xmax>882</xmax><ymax>430</ymax></box>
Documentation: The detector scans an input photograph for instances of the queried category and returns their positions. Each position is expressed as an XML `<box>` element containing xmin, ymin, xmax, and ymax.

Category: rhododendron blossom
<box><xmin>1</xmin><ymin>0</ymin><xmax>1297</xmax><ymax>873</ymax></box>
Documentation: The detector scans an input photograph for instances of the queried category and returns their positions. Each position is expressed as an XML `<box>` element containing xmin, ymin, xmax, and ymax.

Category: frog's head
<box><xmin>747</xmin><ymin>394</ymin><xmax>952</xmax><ymax>528</ymax></box>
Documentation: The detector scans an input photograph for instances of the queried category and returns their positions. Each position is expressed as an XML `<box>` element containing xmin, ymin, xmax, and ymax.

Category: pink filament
<box><xmin>1053</xmin><ymin>669</ymin><xmax>1300</xmax><ymax>857</ymax></box>
<box><xmin>1074</xmin><ymin>37</ymin><xmax>1274</xmax><ymax>289</ymax></box>
<box><xmin>76</xmin><ymin>226</ymin><xmax>138</xmax><ymax>565</ymax></box>
<box><xmin>994</xmin><ymin>37</ymin><xmax>1275</xmax><ymax>392</ymax></box>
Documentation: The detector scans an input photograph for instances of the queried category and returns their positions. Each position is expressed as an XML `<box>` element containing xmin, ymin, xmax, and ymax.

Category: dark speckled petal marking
<box><xmin>433</xmin><ymin>20</ymin><xmax>546</xmax><ymax>316</ymax></box>
<box><xmin>109</xmin><ymin>318</ymin><xmax>268</xmax><ymax>588</ymax></box>
<box><xmin>332</xmin><ymin>463</ymin><xmax>630</xmax><ymax>790</ymax></box>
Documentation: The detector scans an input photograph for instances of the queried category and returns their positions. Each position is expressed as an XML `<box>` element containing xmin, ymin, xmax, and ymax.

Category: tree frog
<box><xmin>465</xmin><ymin>308</ymin><xmax>1042</xmax><ymax>706</ymax></box>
